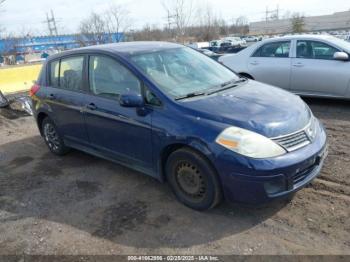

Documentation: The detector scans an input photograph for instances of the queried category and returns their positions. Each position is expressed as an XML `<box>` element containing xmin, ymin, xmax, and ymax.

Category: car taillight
<box><xmin>29</xmin><ymin>84</ymin><xmax>40</xmax><ymax>97</ymax></box>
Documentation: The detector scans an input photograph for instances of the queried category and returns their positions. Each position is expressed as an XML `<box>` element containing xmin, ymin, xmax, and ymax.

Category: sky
<box><xmin>1</xmin><ymin>0</ymin><xmax>350</xmax><ymax>36</ymax></box>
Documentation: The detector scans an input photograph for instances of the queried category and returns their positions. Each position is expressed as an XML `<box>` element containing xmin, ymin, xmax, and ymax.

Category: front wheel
<box><xmin>166</xmin><ymin>148</ymin><xmax>222</xmax><ymax>210</ymax></box>
<box><xmin>42</xmin><ymin>117</ymin><xmax>70</xmax><ymax>156</ymax></box>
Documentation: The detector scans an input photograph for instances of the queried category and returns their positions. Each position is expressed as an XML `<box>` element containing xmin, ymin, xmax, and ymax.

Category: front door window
<box><xmin>89</xmin><ymin>55</ymin><xmax>141</xmax><ymax>99</ymax></box>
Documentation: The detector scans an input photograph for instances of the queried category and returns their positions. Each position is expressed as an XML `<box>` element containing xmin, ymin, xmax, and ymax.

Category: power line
<box><xmin>265</xmin><ymin>5</ymin><xmax>280</xmax><ymax>22</ymax></box>
<box><xmin>46</xmin><ymin>9</ymin><xmax>58</xmax><ymax>36</ymax></box>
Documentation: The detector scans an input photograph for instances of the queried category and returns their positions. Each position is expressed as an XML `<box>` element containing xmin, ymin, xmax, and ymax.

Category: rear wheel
<box><xmin>42</xmin><ymin>117</ymin><xmax>70</xmax><ymax>156</ymax></box>
<box><xmin>166</xmin><ymin>148</ymin><xmax>222</xmax><ymax>210</ymax></box>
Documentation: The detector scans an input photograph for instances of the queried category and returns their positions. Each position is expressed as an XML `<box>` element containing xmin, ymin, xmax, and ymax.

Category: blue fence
<box><xmin>0</xmin><ymin>33</ymin><xmax>124</xmax><ymax>55</ymax></box>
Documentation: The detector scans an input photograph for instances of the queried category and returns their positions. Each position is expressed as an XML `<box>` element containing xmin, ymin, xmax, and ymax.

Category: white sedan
<box><xmin>219</xmin><ymin>35</ymin><xmax>350</xmax><ymax>99</ymax></box>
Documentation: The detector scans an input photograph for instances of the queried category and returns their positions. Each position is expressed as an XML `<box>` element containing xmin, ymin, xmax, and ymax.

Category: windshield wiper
<box><xmin>175</xmin><ymin>78</ymin><xmax>248</xmax><ymax>100</ymax></box>
<box><xmin>175</xmin><ymin>91</ymin><xmax>206</xmax><ymax>101</ymax></box>
<box><xmin>221</xmin><ymin>78</ymin><xmax>248</xmax><ymax>87</ymax></box>
<box><xmin>233</xmin><ymin>78</ymin><xmax>248</xmax><ymax>84</ymax></box>
<box><xmin>207</xmin><ymin>78</ymin><xmax>248</xmax><ymax>95</ymax></box>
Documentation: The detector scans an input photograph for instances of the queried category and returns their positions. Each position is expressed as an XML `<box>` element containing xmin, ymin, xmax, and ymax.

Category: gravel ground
<box><xmin>0</xmin><ymin>97</ymin><xmax>349</xmax><ymax>255</ymax></box>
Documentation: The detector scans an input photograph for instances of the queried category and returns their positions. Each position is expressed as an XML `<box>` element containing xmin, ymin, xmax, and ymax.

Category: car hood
<box><xmin>178</xmin><ymin>81</ymin><xmax>311</xmax><ymax>138</ymax></box>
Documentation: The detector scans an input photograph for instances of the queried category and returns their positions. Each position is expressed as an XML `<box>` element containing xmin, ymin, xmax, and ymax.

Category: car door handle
<box><xmin>86</xmin><ymin>103</ymin><xmax>97</xmax><ymax>110</ymax></box>
<box><xmin>293</xmin><ymin>63</ymin><xmax>304</xmax><ymax>68</ymax></box>
<box><xmin>48</xmin><ymin>94</ymin><xmax>56</xmax><ymax>100</ymax></box>
<box><xmin>250</xmin><ymin>61</ymin><xmax>259</xmax><ymax>65</ymax></box>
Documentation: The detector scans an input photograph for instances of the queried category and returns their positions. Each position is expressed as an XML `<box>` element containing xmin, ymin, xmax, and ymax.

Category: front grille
<box><xmin>272</xmin><ymin>130</ymin><xmax>310</xmax><ymax>152</ymax></box>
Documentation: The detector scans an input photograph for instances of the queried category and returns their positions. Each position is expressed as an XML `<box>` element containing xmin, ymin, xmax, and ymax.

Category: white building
<box><xmin>250</xmin><ymin>10</ymin><xmax>350</xmax><ymax>35</ymax></box>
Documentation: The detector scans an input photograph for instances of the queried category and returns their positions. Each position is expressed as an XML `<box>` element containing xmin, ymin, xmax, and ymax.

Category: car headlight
<box><xmin>216</xmin><ymin>126</ymin><xmax>286</xmax><ymax>158</ymax></box>
<box><xmin>306</xmin><ymin>116</ymin><xmax>318</xmax><ymax>142</ymax></box>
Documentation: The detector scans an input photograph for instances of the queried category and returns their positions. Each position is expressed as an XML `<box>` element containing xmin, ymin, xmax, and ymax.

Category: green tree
<box><xmin>291</xmin><ymin>13</ymin><xmax>305</xmax><ymax>33</ymax></box>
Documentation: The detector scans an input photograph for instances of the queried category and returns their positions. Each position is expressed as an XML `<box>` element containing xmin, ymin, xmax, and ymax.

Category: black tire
<box><xmin>42</xmin><ymin>117</ymin><xmax>70</xmax><ymax>156</ymax></box>
<box><xmin>166</xmin><ymin>148</ymin><xmax>222</xmax><ymax>210</ymax></box>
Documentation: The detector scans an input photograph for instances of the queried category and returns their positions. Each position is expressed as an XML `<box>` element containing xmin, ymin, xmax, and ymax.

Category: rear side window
<box><xmin>252</xmin><ymin>41</ymin><xmax>290</xmax><ymax>58</ymax></box>
<box><xmin>49</xmin><ymin>56</ymin><xmax>84</xmax><ymax>91</ymax></box>
<box><xmin>89</xmin><ymin>55</ymin><xmax>141</xmax><ymax>99</ymax></box>
<box><xmin>50</xmin><ymin>60</ymin><xmax>60</xmax><ymax>88</ymax></box>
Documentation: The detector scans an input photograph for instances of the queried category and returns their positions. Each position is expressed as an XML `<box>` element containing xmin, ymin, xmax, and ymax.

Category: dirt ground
<box><xmin>0</xmin><ymin>97</ymin><xmax>349</xmax><ymax>255</ymax></box>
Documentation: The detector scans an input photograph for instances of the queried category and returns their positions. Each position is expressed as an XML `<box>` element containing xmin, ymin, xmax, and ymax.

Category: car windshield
<box><xmin>130</xmin><ymin>47</ymin><xmax>239</xmax><ymax>98</ymax></box>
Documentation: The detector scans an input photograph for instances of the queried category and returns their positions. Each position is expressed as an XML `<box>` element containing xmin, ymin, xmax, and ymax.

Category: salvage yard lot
<box><xmin>0</xmin><ymin>98</ymin><xmax>349</xmax><ymax>255</ymax></box>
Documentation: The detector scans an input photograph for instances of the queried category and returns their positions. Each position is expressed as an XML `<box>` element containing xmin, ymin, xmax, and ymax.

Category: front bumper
<box><xmin>214</xmin><ymin>121</ymin><xmax>328</xmax><ymax>204</ymax></box>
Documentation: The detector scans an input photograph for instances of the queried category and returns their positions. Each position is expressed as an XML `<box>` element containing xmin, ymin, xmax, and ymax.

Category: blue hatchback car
<box><xmin>31</xmin><ymin>42</ymin><xmax>328</xmax><ymax>210</ymax></box>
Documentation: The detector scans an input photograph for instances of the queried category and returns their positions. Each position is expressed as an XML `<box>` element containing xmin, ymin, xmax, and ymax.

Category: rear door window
<box><xmin>253</xmin><ymin>41</ymin><xmax>291</xmax><ymax>58</ymax></box>
<box><xmin>60</xmin><ymin>57</ymin><xmax>84</xmax><ymax>91</ymax></box>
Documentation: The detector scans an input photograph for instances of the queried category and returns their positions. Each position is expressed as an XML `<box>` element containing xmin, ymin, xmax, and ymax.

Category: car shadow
<box><xmin>0</xmin><ymin>135</ymin><xmax>289</xmax><ymax>249</ymax></box>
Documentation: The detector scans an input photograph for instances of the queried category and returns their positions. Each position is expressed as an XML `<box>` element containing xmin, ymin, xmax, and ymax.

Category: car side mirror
<box><xmin>119</xmin><ymin>93</ymin><xmax>144</xmax><ymax>108</ymax></box>
<box><xmin>334</xmin><ymin>52</ymin><xmax>349</xmax><ymax>61</ymax></box>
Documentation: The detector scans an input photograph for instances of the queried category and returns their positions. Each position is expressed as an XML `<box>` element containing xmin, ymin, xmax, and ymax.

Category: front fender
<box><xmin>156</xmin><ymin>135</ymin><xmax>225</xmax><ymax>182</ymax></box>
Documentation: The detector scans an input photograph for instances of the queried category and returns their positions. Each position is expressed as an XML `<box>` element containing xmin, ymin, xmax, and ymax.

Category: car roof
<box><xmin>47</xmin><ymin>41</ymin><xmax>183</xmax><ymax>61</ymax></box>
<box><xmin>263</xmin><ymin>34</ymin><xmax>336</xmax><ymax>42</ymax></box>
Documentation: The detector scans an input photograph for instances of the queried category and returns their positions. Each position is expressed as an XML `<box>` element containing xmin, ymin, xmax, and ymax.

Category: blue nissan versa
<box><xmin>30</xmin><ymin>42</ymin><xmax>328</xmax><ymax>210</ymax></box>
